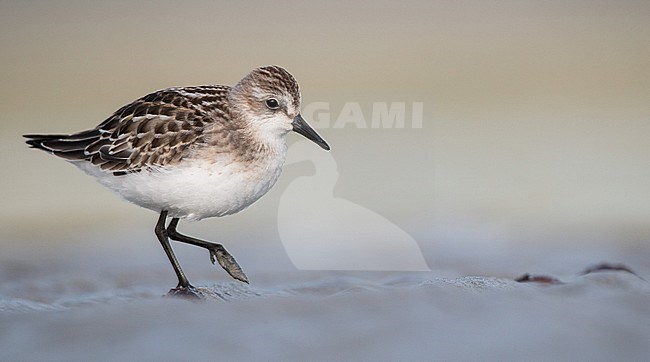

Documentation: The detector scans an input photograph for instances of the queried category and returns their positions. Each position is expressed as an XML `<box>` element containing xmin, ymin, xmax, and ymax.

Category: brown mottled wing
<box><xmin>27</xmin><ymin>85</ymin><xmax>230</xmax><ymax>175</ymax></box>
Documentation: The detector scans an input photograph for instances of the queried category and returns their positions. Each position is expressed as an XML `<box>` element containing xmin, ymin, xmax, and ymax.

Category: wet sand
<box><xmin>1</xmin><ymin>232</ymin><xmax>649</xmax><ymax>361</ymax></box>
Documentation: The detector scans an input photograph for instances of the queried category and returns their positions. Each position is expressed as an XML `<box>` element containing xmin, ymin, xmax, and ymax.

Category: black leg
<box><xmin>154</xmin><ymin>211</ymin><xmax>200</xmax><ymax>298</ymax></box>
<box><xmin>167</xmin><ymin>218</ymin><xmax>249</xmax><ymax>283</ymax></box>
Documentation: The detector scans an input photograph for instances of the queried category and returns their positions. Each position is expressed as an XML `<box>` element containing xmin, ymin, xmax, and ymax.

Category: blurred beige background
<box><xmin>1</xmin><ymin>1</ymin><xmax>648</xmax><ymax>253</ymax></box>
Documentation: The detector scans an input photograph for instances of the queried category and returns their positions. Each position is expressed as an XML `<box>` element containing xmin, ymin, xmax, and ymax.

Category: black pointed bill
<box><xmin>292</xmin><ymin>114</ymin><xmax>330</xmax><ymax>151</ymax></box>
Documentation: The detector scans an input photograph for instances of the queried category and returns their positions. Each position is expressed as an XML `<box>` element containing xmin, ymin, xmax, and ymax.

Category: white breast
<box><xmin>75</xmin><ymin>146</ymin><xmax>287</xmax><ymax>221</ymax></box>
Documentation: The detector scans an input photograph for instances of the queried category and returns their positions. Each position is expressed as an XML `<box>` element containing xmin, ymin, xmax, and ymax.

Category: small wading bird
<box><xmin>24</xmin><ymin>65</ymin><xmax>330</xmax><ymax>298</ymax></box>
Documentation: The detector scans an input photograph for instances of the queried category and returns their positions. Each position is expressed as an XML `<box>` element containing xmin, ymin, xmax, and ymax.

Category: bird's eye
<box><xmin>265</xmin><ymin>98</ymin><xmax>280</xmax><ymax>110</ymax></box>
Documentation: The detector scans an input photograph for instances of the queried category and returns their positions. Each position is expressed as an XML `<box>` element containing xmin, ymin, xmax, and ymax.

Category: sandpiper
<box><xmin>24</xmin><ymin>65</ymin><xmax>330</xmax><ymax>297</ymax></box>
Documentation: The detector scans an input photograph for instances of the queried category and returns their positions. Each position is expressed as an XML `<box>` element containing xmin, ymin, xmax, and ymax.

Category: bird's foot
<box><xmin>166</xmin><ymin>285</ymin><xmax>203</xmax><ymax>300</ymax></box>
<box><xmin>209</xmin><ymin>247</ymin><xmax>249</xmax><ymax>284</ymax></box>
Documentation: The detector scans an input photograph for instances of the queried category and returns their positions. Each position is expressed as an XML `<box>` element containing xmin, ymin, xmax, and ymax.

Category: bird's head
<box><xmin>229</xmin><ymin>65</ymin><xmax>330</xmax><ymax>151</ymax></box>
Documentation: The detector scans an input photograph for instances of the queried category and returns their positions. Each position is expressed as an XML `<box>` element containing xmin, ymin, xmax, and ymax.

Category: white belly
<box><xmin>76</xmin><ymin>152</ymin><xmax>286</xmax><ymax>221</ymax></box>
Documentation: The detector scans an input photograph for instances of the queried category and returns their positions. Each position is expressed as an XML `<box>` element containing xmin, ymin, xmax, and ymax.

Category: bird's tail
<box><xmin>23</xmin><ymin>129</ymin><xmax>100</xmax><ymax>161</ymax></box>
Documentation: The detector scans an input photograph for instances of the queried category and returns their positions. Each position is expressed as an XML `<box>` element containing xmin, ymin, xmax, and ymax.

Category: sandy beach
<box><xmin>2</xmin><ymin>230</ymin><xmax>649</xmax><ymax>361</ymax></box>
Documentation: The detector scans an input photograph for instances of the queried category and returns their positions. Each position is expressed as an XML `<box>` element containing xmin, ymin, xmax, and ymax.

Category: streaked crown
<box><xmin>230</xmin><ymin>65</ymin><xmax>301</xmax><ymax>118</ymax></box>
